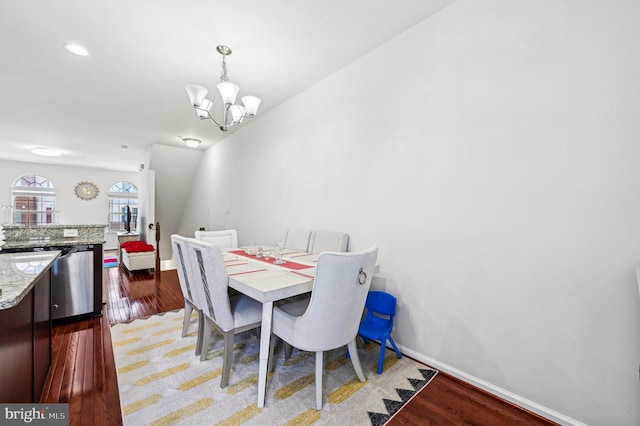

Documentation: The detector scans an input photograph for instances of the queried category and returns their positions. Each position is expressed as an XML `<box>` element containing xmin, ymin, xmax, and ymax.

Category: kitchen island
<box><xmin>0</xmin><ymin>250</ymin><xmax>59</xmax><ymax>402</ymax></box>
<box><xmin>2</xmin><ymin>224</ymin><xmax>106</xmax><ymax>320</ymax></box>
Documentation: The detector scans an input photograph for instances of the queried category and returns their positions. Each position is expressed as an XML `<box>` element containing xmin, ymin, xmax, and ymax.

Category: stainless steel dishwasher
<box><xmin>51</xmin><ymin>245</ymin><xmax>94</xmax><ymax>320</ymax></box>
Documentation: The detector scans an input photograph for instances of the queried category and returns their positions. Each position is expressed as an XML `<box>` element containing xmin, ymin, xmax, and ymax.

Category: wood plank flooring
<box><xmin>388</xmin><ymin>373</ymin><xmax>555</xmax><ymax>425</ymax></box>
<box><xmin>41</xmin><ymin>262</ymin><xmax>557</xmax><ymax>426</ymax></box>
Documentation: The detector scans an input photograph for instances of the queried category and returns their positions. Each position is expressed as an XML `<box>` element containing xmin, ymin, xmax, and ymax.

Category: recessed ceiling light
<box><xmin>63</xmin><ymin>43</ymin><xmax>91</xmax><ymax>57</ymax></box>
<box><xmin>182</xmin><ymin>138</ymin><xmax>202</xmax><ymax>148</ymax></box>
<box><xmin>32</xmin><ymin>147</ymin><xmax>62</xmax><ymax>157</ymax></box>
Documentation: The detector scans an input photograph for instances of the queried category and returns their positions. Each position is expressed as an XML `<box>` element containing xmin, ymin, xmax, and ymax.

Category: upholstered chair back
<box><xmin>308</xmin><ymin>230</ymin><xmax>349</xmax><ymax>254</ymax></box>
<box><xmin>170</xmin><ymin>234</ymin><xmax>198</xmax><ymax>306</ymax></box>
<box><xmin>188</xmin><ymin>239</ymin><xmax>235</xmax><ymax>332</ymax></box>
<box><xmin>194</xmin><ymin>229</ymin><xmax>238</xmax><ymax>250</ymax></box>
<box><xmin>283</xmin><ymin>228</ymin><xmax>312</xmax><ymax>252</ymax></box>
<box><xmin>280</xmin><ymin>246</ymin><xmax>378</xmax><ymax>352</ymax></box>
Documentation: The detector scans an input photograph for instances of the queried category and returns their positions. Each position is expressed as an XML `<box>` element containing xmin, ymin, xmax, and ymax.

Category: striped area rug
<box><xmin>111</xmin><ymin>309</ymin><xmax>437</xmax><ymax>426</ymax></box>
<box><xmin>104</xmin><ymin>257</ymin><xmax>118</xmax><ymax>268</ymax></box>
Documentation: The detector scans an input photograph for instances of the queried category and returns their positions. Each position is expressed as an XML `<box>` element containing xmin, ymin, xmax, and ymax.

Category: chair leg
<box><xmin>388</xmin><ymin>336</ymin><xmax>402</xmax><ymax>360</ymax></box>
<box><xmin>347</xmin><ymin>339</ymin><xmax>366</xmax><ymax>382</ymax></box>
<box><xmin>195</xmin><ymin>311</ymin><xmax>205</xmax><ymax>356</ymax></box>
<box><xmin>268</xmin><ymin>335</ymin><xmax>277</xmax><ymax>373</ymax></box>
<box><xmin>377</xmin><ymin>337</ymin><xmax>388</xmax><ymax>374</ymax></box>
<box><xmin>181</xmin><ymin>303</ymin><xmax>193</xmax><ymax>338</ymax></box>
<box><xmin>284</xmin><ymin>342</ymin><xmax>293</xmax><ymax>360</ymax></box>
<box><xmin>199</xmin><ymin>320</ymin><xmax>212</xmax><ymax>362</ymax></box>
<box><xmin>315</xmin><ymin>351</ymin><xmax>323</xmax><ymax>410</ymax></box>
<box><xmin>220</xmin><ymin>331</ymin><xmax>234</xmax><ymax>388</ymax></box>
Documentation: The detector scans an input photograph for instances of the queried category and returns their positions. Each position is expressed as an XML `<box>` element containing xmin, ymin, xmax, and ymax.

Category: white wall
<box><xmin>178</xmin><ymin>1</ymin><xmax>640</xmax><ymax>424</ymax></box>
<box><xmin>0</xmin><ymin>159</ymin><xmax>138</xmax><ymax>248</ymax></box>
<box><xmin>147</xmin><ymin>144</ymin><xmax>202</xmax><ymax>259</ymax></box>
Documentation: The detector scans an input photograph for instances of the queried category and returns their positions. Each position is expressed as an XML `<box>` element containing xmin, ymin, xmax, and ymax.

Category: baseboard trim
<box><xmin>160</xmin><ymin>258</ymin><xmax>176</xmax><ymax>271</ymax></box>
<box><xmin>398</xmin><ymin>345</ymin><xmax>586</xmax><ymax>426</ymax></box>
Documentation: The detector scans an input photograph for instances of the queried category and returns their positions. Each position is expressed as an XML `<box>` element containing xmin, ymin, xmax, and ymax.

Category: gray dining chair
<box><xmin>187</xmin><ymin>239</ymin><xmax>263</xmax><ymax>387</ymax></box>
<box><xmin>280</xmin><ymin>229</ymin><xmax>350</xmax><ymax>361</ymax></box>
<box><xmin>170</xmin><ymin>234</ymin><xmax>205</xmax><ymax>355</ymax></box>
<box><xmin>308</xmin><ymin>230</ymin><xmax>349</xmax><ymax>254</ymax></box>
<box><xmin>194</xmin><ymin>229</ymin><xmax>238</xmax><ymax>250</ymax></box>
<box><xmin>268</xmin><ymin>246</ymin><xmax>378</xmax><ymax>409</ymax></box>
<box><xmin>283</xmin><ymin>228</ymin><xmax>313</xmax><ymax>252</ymax></box>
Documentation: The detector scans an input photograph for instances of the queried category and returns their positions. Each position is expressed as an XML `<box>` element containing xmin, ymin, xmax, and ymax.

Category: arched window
<box><xmin>108</xmin><ymin>181</ymin><xmax>138</xmax><ymax>232</ymax></box>
<box><xmin>12</xmin><ymin>174</ymin><xmax>56</xmax><ymax>225</ymax></box>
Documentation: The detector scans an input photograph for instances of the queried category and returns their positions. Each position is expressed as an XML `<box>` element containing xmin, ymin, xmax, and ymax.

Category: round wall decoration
<box><xmin>74</xmin><ymin>181</ymin><xmax>99</xmax><ymax>200</ymax></box>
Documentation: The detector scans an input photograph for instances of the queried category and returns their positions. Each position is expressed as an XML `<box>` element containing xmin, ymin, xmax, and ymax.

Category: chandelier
<box><xmin>185</xmin><ymin>45</ymin><xmax>262</xmax><ymax>132</ymax></box>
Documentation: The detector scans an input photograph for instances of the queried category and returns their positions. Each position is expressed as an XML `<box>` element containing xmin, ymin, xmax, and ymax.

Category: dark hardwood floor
<box><xmin>41</xmin><ymin>261</ymin><xmax>557</xmax><ymax>426</ymax></box>
<box><xmin>41</xmin><ymin>265</ymin><xmax>184</xmax><ymax>426</ymax></box>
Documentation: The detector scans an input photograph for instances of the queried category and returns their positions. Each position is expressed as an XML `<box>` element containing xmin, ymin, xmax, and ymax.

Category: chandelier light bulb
<box><xmin>217</xmin><ymin>81</ymin><xmax>240</xmax><ymax>105</ymax></box>
<box><xmin>185</xmin><ymin>84</ymin><xmax>208</xmax><ymax>107</ymax></box>
<box><xmin>230</xmin><ymin>104</ymin><xmax>246</xmax><ymax>124</ymax></box>
<box><xmin>241</xmin><ymin>96</ymin><xmax>262</xmax><ymax>117</ymax></box>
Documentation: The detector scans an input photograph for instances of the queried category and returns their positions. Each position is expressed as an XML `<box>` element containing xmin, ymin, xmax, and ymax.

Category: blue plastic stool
<box><xmin>358</xmin><ymin>291</ymin><xmax>402</xmax><ymax>374</ymax></box>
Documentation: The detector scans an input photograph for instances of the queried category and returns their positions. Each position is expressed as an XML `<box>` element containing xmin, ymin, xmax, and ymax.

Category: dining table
<box><xmin>223</xmin><ymin>247</ymin><xmax>319</xmax><ymax>408</ymax></box>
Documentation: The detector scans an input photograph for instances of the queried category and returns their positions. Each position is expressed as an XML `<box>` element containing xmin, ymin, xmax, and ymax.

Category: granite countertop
<box><xmin>0</xmin><ymin>251</ymin><xmax>60</xmax><ymax>310</ymax></box>
<box><xmin>2</xmin><ymin>238</ymin><xmax>106</xmax><ymax>249</ymax></box>
<box><xmin>1</xmin><ymin>224</ymin><xmax>108</xmax><ymax>229</ymax></box>
<box><xmin>1</xmin><ymin>223</ymin><xmax>107</xmax><ymax>249</ymax></box>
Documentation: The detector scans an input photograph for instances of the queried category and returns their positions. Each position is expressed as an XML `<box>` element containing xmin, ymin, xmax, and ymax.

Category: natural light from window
<box><xmin>12</xmin><ymin>174</ymin><xmax>56</xmax><ymax>226</ymax></box>
<box><xmin>108</xmin><ymin>181</ymin><xmax>138</xmax><ymax>232</ymax></box>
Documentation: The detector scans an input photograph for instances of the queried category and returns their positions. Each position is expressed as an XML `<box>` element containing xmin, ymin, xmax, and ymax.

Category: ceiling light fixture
<box><xmin>182</xmin><ymin>138</ymin><xmax>202</xmax><ymax>148</ymax></box>
<box><xmin>32</xmin><ymin>147</ymin><xmax>62</xmax><ymax>157</ymax></box>
<box><xmin>185</xmin><ymin>45</ymin><xmax>261</xmax><ymax>132</ymax></box>
<box><xmin>63</xmin><ymin>43</ymin><xmax>91</xmax><ymax>57</ymax></box>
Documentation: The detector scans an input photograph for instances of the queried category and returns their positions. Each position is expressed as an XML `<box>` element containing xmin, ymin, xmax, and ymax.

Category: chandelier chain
<box><xmin>220</xmin><ymin>54</ymin><xmax>229</xmax><ymax>82</ymax></box>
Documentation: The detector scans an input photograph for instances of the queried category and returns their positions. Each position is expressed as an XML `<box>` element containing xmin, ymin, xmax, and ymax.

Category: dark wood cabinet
<box><xmin>0</xmin><ymin>289</ymin><xmax>34</xmax><ymax>402</ymax></box>
<box><xmin>0</xmin><ymin>269</ymin><xmax>52</xmax><ymax>402</ymax></box>
<box><xmin>93</xmin><ymin>243</ymin><xmax>103</xmax><ymax>316</ymax></box>
<box><xmin>33</xmin><ymin>269</ymin><xmax>52</xmax><ymax>401</ymax></box>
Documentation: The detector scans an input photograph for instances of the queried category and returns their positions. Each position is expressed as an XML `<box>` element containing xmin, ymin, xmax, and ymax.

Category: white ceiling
<box><xmin>0</xmin><ymin>0</ymin><xmax>456</xmax><ymax>171</ymax></box>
